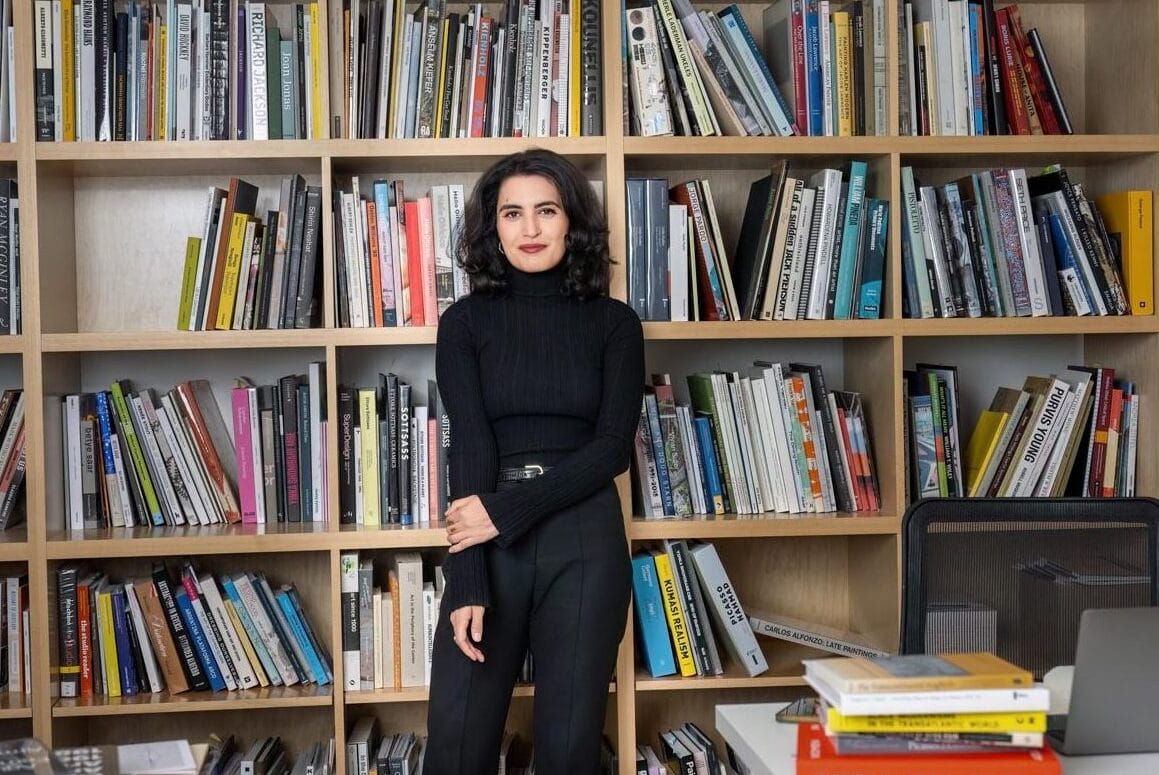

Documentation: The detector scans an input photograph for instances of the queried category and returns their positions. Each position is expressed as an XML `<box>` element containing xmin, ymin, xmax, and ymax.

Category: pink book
<box><xmin>427</xmin><ymin>416</ymin><xmax>438</xmax><ymax>526</ymax></box>
<box><xmin>417</xmin><ymin>197</ymin><xmax>438</xmax><ymax>325</ymax></box>
<box><xmin>231</xmin><ymin>388</ymin><xmax>259</xmax><ymax>524</ymax></box>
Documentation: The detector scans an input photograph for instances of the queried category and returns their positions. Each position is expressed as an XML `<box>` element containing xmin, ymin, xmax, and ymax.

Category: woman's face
<box><xmin>495</xmin><ymin>174</ymin><xmax>570</xmax><ymax>273</ymax></box>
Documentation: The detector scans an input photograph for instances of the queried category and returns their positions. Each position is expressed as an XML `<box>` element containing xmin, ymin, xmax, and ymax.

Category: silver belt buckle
<box><xmin>523</xmin><ymin>464</ymin><xmax>545</xmax><ymax>477</ymax></box>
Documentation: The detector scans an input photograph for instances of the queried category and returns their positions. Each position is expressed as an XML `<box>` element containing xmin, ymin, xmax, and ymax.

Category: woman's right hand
<box><xmin>450</xmin><ymin>605</ymin><xmax>485</xmax><ymax>662</ymax></box>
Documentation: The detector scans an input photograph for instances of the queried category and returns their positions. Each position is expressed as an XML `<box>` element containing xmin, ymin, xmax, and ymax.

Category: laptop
<box><xmin>1049</xmin><ymin>607</ymin><xmax>1159</xmax><ymax>755</ymax></box>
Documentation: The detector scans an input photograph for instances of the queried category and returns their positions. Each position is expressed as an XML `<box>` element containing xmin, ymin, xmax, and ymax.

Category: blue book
<box><xmin>804</xmin><ymin>0</ymin><xmax>823</xmax><ymax>134</ymax></box>
<box><xmin>833</xmin><ymin>161</ymin><xmax>868</xmax><ymax>319</ymax></box>
<box><xmin>373</xmin><ymin>180</ymin><xmax>397</xmax><ymax>326</ymax></box>
<box><xmin>221</xmin><ymin>576</ymin><xmax>282</xmax><ymax>685</ymax></box>
<box><xmin>693</xmin><ymin>416</ymin><xmax>724</xmax><ymax>515</ymax></box>
<box><xmin>1048</xmin><ymin>212</ymin><xmax>1095</xmax><ymax>314</ymax></box>
<box><xmin>718</xmin><ymin>6</ymin><xmax>796</xmax><ymax>135</ymax></box>
<box><xmin>285</xmin><ymin>586</ymin><xmax>333</xmax><ymax>684</ymax></box>
<box><xmin>968</xmin><ymin>3</ymin><xmax>985</xmax><ymax>135</ymax></box>
<box><xmin>632</xmin><ymin>554</ymin><xmax>677</xmax><ymax>678</ymax></box>
<box><xmin>857</xmin><ymin>200</ymin><xmax>890</xmax><ymax>319</ymax></box>
<box><xmin>645</xmin><ymin>393</ymin><xmax>674</xmax><ymax>516</ymax></box>
<box><xmin>94</xmin><ymin>391</ymin><xmax>119</xmax><ymax>482</ymax></box>
<box><xmin>111</xmin><ymin>588</ymin><xmax>139</xmax><ymax>696</ymax></box>
<box><xmin>175</xmin><ymin>588</ymin><xmax>226</xmax><ymax>692</ymax></box>
<box><xmin>276</xmin><ymin>588</ymin><xmax>331</xmax><ymax>686</ymax></box>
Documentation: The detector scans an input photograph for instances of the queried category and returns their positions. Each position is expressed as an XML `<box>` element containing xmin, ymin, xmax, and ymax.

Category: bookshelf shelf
<box><xmin>633</xmin><ymin>672</ymin><xmax>808</xmax><ymax>692</ymax></box>
<box><xmin>894</xmin><ymin>134</ymin><xmax>1159</xmax><ymax>159</ymax></box>
<box><xmin>325</xmin><ymin>328</ymin><xmax>439</xmax><ymax>347</ymax></box>
<box><xmin>0</xmin><ymin>145</ymin><xmax>16</xmax><ymax>163</ymax></box>
<box><xmin>628</xmin><ymin>514</ymin><xmax>900</xmax><ymax>541</ymax></box>
<box><xmin>0</xmin><ymin>532</ymin><xmax>29</xmax><ymax>562</ymax></box>
<box><xmin>324</xmin><ymin>135</ymin><xmax>609</xmax><ymax>165</ymax></box>
<box><xmin>897</xmin><ymin>316</ymin><xmax>1159</xmax><ymax>337</ymax></box>
<box><xmin>343</xmin><ymin>684</ymin><xmax>546</xmax><ymax>705</ymax></box>
<box><xmin>40</xmin><ymin>331</ymin><xmax>335</xmax><ymax>352</ymax></box>
<box><xmin>335</xmin><ymin>525</ymin><xmax>448</xmax><ymax>550</ymax></box>
<box><xmin>622</xmin><ymin>136</ymin><xmax>900</xmax><ymax>158</ymax></box>
<box><xmin>0</xmin><ymin>336</ymin><xmax>25</xmax><ymax>355</ymax></box>
<box><xmin>0</xmin><ymin>695</ymin><xmax>31</xmax><ymax>720</ymax></box>
<box><xmin>641</xmin><ymin>320</ymin><xmax>896</xmax><ymax>340</ymax></box>
<box><xmin>51</xmin><ymin>686</ymin><xmax>334</xmax><ymax>717</ymax></box>
<box><xmin>45</xmin><ymin>524</ymin><xmax>333</xmax><ymax>559</ymax></box>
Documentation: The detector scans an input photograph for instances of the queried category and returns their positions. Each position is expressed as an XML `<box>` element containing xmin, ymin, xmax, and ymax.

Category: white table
<box><xmin>715</xmin><ymin>703</ymin><xmax>1159</xmax><ymax>775</ymax></box>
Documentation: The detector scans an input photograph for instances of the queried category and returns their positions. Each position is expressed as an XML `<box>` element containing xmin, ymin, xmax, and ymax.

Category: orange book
<box><xmin>789</xmin><ymin>375</ymin><xmax>824</xmax><ymax>509</ymax></box>
<box><xmin>796</xmin><ymin>723</ymin><xmax>1060</xmax><ymax>775</ymax></box>
<box><xmin>203</xmin><ymin>179</ymin><xmax>259</xmax><ymax>328</ymax></box>
<box><xmin>132</xmin><ymin>578</ymin><xmax>190</xmax><ymax>694</ymax></box>
<box><xmin>404</xmin><ymin>201</ymin><xmax>425</xmax><ymax>327</ymax></box>
<box><xmin>366</xmin><ymin>200</ymin><xmax>384</xmax><ymax>327</ymax></box>
<box><xmin>174</xmin><ymin>380</ymin><xmax>242</xmax><ymax>523</ymax></box>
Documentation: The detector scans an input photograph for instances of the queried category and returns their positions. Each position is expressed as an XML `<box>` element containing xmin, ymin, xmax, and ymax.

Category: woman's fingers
<box><xmin>450</xmin><ymin>607</ymin><xmax>485</xmax><ymax>662</ymax></box>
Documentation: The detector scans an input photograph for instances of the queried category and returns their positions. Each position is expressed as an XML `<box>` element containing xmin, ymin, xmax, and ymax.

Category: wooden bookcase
<box><xmin>2</xmin><ymin>0</ymin><xmax>1157</xmax><ymax>772</ymax></box>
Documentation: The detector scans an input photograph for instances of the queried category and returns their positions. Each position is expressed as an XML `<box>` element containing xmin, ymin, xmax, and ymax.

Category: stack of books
<box><xmin>799</xmin><ymin>652</ymin><xmax>1059</xmax><ymax>773</ymax></box>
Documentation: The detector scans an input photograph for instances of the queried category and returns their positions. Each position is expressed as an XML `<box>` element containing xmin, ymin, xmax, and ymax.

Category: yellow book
<box><xmin>310</xmin><ymin>2</ymin><xmax>323</xmax><ymax>138</ymax></box>
<box><xmin>61</xmin><ymin>0</ymin><xmax>76</xmax><ymax>141</ymax></box>
<box><xmin>158</xmin><ymin>23</ymin><xmax>169</xmax><ymax>140</ymax></box>
<box><xmin>805</xmin><ymin>652</ymin><xmax>1034</xmax><ymax>695</ymax></box>
<box><xmin>99</xmin><ymin>588</ymin><xmax>122</xmax><ymax>697</ymax></box>
<box><xmin>824</xmin><ymin>707</ymin><xmax>1048</xmax><ymax>734</ymax></box>
<box><xmin>653</xmin><ymin>551</ymin><xmax>696</xmax><ymax>677</ymax></box>
<box><xmin>833</xmin><ymin>12</ymin><xmax>852</xmax><ymax>137</ymax></box>
<box><xmin>388</xmin><ymin>570</ymin><xmax>402</xmax><ymax>689</ymax></box>
<box><xmin>569</xmin><ymin>0</ymin><xmax>581</xmax><ymax>136</ymax></box>
<box><xmin>224</xmin><ymin>599</ymin><xmax>269</xmax><ymax>687</ymax></box>
<box><xmin>1096</xmin><ymin>190</ymin><xmax>1154</xmax><ymax>315</ymax></box>
<box><xmin>433</xmin><ymin>16</ymin><xmax>451</xmax><ymax>138</ymax></box>
<box><xmin>177</xmin><ymin>236</ymin><xmax>201</xmax><ymax>330</ymax></box>
<box><xmin>214</xmin><ymin>213</ymin><xmax>252</xmax><ymax>330</ymax></box>
<box><xmin>914</xmin><ymin>22</ymin><xmax>937</xmax><ymax>137</ymax></box>
<box><xmin>964</xmin><ymin>409</ymin><xmax>1008</xmax><ymax>496</ymax></box>
<box><xmin>358</xmin><ymin>388</ymin><xmax>381</xmax><ymax>526</ymax></box>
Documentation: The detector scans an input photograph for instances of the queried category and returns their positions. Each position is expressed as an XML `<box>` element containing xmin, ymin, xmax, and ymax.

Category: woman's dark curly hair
<box><xmin>457</xmin><ymin>149</ymin><xmax>612</xmax><ymax>299</ymax></box>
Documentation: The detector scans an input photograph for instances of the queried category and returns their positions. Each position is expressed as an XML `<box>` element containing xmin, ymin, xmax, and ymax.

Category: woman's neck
<box><xmin>505</xmin><ymin>259</ymin><xmax>566</xmax><ymax>297</ymax></box>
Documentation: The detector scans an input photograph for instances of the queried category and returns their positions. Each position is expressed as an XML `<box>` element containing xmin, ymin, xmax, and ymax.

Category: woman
<box><xmin>425</xmin><ymin>149</ymin><xmax>644</xmax><ymax>774</ymax></box>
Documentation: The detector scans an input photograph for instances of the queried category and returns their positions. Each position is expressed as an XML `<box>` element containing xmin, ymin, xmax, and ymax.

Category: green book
<box><xmin>266</xmin><ymin>26</ymin><xmax>283</xmax><ymax>142</ymax></box>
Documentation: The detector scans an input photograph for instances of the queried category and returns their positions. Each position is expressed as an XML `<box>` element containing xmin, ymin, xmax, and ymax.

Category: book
<box><xmin>805</xmin><ymin>652</ymin><xmax>1033</xmax><ymax>695</ymax></box>
<box><xmin>748</xmin><ymin>609</ymin><xmax>890</xmax><ymax>659</ymax></box>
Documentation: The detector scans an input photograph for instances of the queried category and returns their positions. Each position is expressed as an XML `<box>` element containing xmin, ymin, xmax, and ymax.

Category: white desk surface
<box><xmin>715</xmin><ymin>703</ymin><xmax>1159</xmax><ymax>775</ymax></box>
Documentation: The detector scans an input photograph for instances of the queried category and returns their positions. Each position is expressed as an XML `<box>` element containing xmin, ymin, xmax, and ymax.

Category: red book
<box><xmin>404</xmin><ymin>200</ymin><xmax>425</xmax><ymax>327</ymax></box>
<box><xmin>366</xmin><ymin>200</ymin><xmax>385</xmax><ymax>327</ymax></box>
<box><xmin>1004</xmin><ymin>6</ymin><xmax>1062</xmax><ymax>134</ymax></box>
<box><xmin>994</xmin><ymin>9</ymin><xmax>1031</xmax><ymax>135</ymax></box>
<box><xmin>796</xmin><ymin>723</ymin><xmax>1061</xmax><ymax>775</ymax></box>
<box><xmin>77</xmin><ymin>579</ymin><xmax>93</xmax><ymax>697</ymax></box>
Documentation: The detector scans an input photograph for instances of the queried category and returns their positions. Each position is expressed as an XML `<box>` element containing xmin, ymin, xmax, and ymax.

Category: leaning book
<box><xmin>748</xmin><ymin>608</ymin><xmax>891</xmax><ymax>659</ymax></box>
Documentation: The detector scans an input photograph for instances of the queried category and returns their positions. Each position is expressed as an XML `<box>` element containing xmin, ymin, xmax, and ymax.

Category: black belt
<box><xmin>497</xmin><ymin>464</ymin><xmax>553</xmax><ymax>482</ymax></box>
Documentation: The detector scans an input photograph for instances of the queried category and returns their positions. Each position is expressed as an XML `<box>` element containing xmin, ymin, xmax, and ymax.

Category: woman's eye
<box><xmin>539</xmin><ymin>208</ymin><xmax>557</xmax><ymax>217</ymax></box>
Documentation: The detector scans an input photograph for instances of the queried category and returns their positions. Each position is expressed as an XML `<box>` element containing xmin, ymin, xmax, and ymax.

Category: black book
<box><xmin>1036</xmin><ymin>213</ymin><xmax>1065</xmax><ymax>316</ymax></box>
<box><xmin>0</xmin><ymin>180</ymin><xmax>12</xmax><ymax>332</ymax></box>
<box><xmin>1027</xmin><ymin>28</ymin><xmax>1071</xmax><ymax>135</ymax></box>
<box><xmin>295</xmin><ymin>4</ymin><xmax>307</xmax><ymax>138</ymax></box>
<box><xmin>333</xmin><ymin>192</ymin><xmax>351</xmax><ymax>327</ymax></box>
<box><xmin>278</xmin><ymin>375</ymin><xmax>301</xmax><ymax>522</ymax></box>
<box><xmin>181</xmin><ymin>565</ymin><xmax>238</xmax><ymax>688</ymax></box>
<box><xmin>851</xmin><ymin>1</ymin><xmax>865</xmax><ymax>136</ymax></box>
<box><xmin>499</xmin><ymin>0</ymin><xmax>520</xmax><ymax>136</ymax></box>
<box><xmin>652</xmin><ymin>4</ymin><xmax>692</xmax><ymax>136</ymax></box>
<box><xmin>254</xmin><ymin>211</ymin><xmax>280</xmax><ymax>329</ymax></box>
<box><xmin>281</xmin><ymin>184</ymin><xmax>309</xmax><ymax>329</ymax></box>
<box><xmin>579</xmin><ymin>0</ymin><xmax>602</xmax><ymax>135</ymax></box>
<box><xmin>384</xmin><ymin>374</ymin><xmax>401</xmax><ymax>523</ymax></box>
<box><xmin>980</xmin><ymin>0</ymin><xmax>1007</xmax><ymax>134</ymax></box>
<box><xmin>95</xmin><ymin>0</ymin><xmax>114</xmax><ymax>140</ymax></box>
<box><xmin>437</xmin><ymin>14</ymin><xmax>461</xmax><ymax>139</ymax></box>
<box><xmin>209</xmin><ymin>0</ymin><xmax>230</xmax><ymax>139</ymax></box>
<box><xmin>428</xmin><ymin>380</ymin><xmax>450</xmax><ymax>523</ymax></box>
<box><xmin>732</xmin><ymin>165</ymin><xmax>788</xmax><ymax>320</ymax></box>
<box><xmin>293</xmin><ymin>186</ymin><xmax>323</xmax><ymax>328</ymax></box>
<box><xmin>256</xmin><ymin>385</ymin><xmax>279</xmax><ymax>523</ymax></box>
<box><xmin>664</xmin><ymin>540</ymin><xmax>713</xmax><ymax>676</ymax></box>
<box><xmin>397</xmin><ymin>382</ymin><xmax>412</xmax><ymax>524</ymax></box>
<box><xmin>57</xmin><ymin>568</ymin><xmax>80</xmax><ymax>698</ymax></box>
<box><xmin>297</xmin><ymin>381</ymin><xmax>311</xmax><ymax>520</ymax></box>
<box><xmin>337</xmin><ymin>386</ymin><xmax>356</xmax><ymax>524</ymax></box>
<box><xmin>361</xmin><ymin>0</ymin><xmax>384</xmax><ymax>139</ymax></box>
<box><xmin>33</xmin><ymin>1</ymin><xmax>54</xmax><ymax>141</ymax></box>
<box><xmin>114</xmin><ymin>11</ymin><xmax>129</xmax><ymax>140</ymax></box>
<box><xmin>151</xmin><ymin>565</ymin><xmax>210</xmax><ymax>692</ymax></box>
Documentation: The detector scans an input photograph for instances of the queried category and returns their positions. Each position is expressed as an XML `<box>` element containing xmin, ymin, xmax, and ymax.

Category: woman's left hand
<box><xmin>445</xmin><ymin>495</ymin><xmax>500</xmax><ymax>552</ymax></box>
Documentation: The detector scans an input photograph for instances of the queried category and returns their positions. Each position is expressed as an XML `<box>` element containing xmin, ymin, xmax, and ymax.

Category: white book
<box><xmin>709</xmin><ymin>373</ymin><xmax>750</xmax><ymax>514</ymax></box>
<box><xmin>371</xmin><ymin>589</ymin><xmax>383</xmax><ymax>689</ymax></box>
<box><xmin>232</xmin><ymin>574</ymin><xmax>299</xmax><ymax>685</ymax></box>
<box><xmin>340</xmin><ymin>192</ymin><xmax>365</xmax><ymax>327</ymax></box>
<box><xmin>413</xmin><ymin>405</ymin><xmax>429</xmax><ymax>522</ymax></box>
<box><xmin>872</xmin><ymin>0</ymin><xmax>887</xmax><ymax>134</ymax></box>
<box><xmin>947</xmin><ymin>0</ymin><xmax>967</xmax><ymax>135</ymax></box>
<box><xmin>727</xmin><ymin>377</ymin><xmax>763</xmax><ymax>512</ymax></box>
<box><xmin>807</xmin><ymin>670</ymin><xmax>1051</xmax><ymax>716</ymax></box>
<box><xmin>232</xmin><ymin>219</ymin><xmax>258</xmax><ymax>330</ymax></box>
<box><xmin>689</xmin><ymin>542</ymin><xmax>768</xmax><ymax>677</ymax></box>
<box><xmin>751</xmin><ymin>375</ymin><xmax>792</xmax><ymax>513</ymax></box>
<box><xmin>918</xmin><ymin>186</ymin><xmax>957</xmax><ymax>317</ymax></box>
<box><xmin>156</xmin><ymin>394</ymin><xmax>215</xmax><ymax>525</ymax></box>
<box><xmin>0</xmin><ymin>0</ymin><xmax>10</xmax><ymax>142</ymax></box>
<box><xmin>246</xmin><ymin>387</ymin><xmax>266</xmax><ymax>523</ymax></box>
<box><xmin>1009</xmin><ymin>169</ymin><xmax>1050</xmax><ymax>316</ymax></box>
<box><xmin>448</xmin><ymin>184</ymin><xmax>468</xmax><ymax>300</ymax></box>
<box><xmin>248</xmin><ymin>4</ymin><xmax>268</xmax><ymax>140</ymax></box>
<box><xmin>188</xmin><ymin>187</ymin><xmax>223</xmax><ymax>330</ymax></box>
<box><xmin>374</xmin><ymin>0</ymin><xmax>397</xmax><ymax>137</ymax></box>
<box><xmin>7</xmin><ymin>26</ymin><xmax>15</xmax><ymax>141</ymax></box>
<box><xmin>904</xmin><ymin>2</ymin><xmax>917</xmax><ymax>135</ymax></box>
<box><xmin>718</xmin><ymin>10</ymin><xmax>789</xmax><ymax>136</ymax></box>
<box><xmin>805</xmin><ymin>169</ymin><xmax>842</xmax><ymax>319</ymax></box>
<box><xmin>199</xmin><ymin>574</ymin><xmax>259</xmax><ymax>689</ymax></box>
<box><xmin>931</xmin><ymin>0</ymin><xmax>955</xmax><ymax>135</ymax></box>
<box><xmin>782</xmin><ymin>186</ymin><xmax>814</xmax><ymax>321</ymax></box>
<box><xmin>656</xmin><ymin>0</ymin><xmax>714</xmax><ymax>136</ymax></box>
<box><xmin>668</xmin><ymin>205</ymin><xmax>689</xmax><ymax>321</ymax></box>
<box><xmin>973</xmin><ymin>389</ymin><xmax>1031</xmax><ymax>497</ymax></box>
<box><xmin>674</xmin><ymin>405</ymin><xmax>706</xmax><ymax>514</ymax></box>
<box><xmin>394</xmin><ymin>553</ymin><xmax>425</xmax><ymax>688</ymax></box>
<box><xmin>352</xmin><ymin>178</ymin><xmax>370</xmax><ymax>324</ymax></box>
<box><xmin>199</xmin><ymin>3</ymin><xmax>212</xmax><ymax>139</ymax></box>
<box><xmin>430</xmin><ymin>185</ymin><xmax>452</xmax><ymax>315</ymax></box>
<box><xmin>353</xmin><ymin>427</ymin><xmax>363</xmax><ymax>523</ymax></box>
<box><xmin>308</xmin><ymin>361</ymin><xmax>325</xmax><ymax>521</ymax></box>
<box><xmin>392</xmin><ymin>19</ymin><xmax>414</xmax><ymax>138</ymax></box>
<box><xmin>65</xmin><ymin>395</ymin><xmax>84</xmax><ymax>531</ymax></box>
<box><xmin>128</xmin><ymin>393</ymin><xmax>182</xmax><ymax>526</ymax></box>
<box><xmin>1036</xmin><ymin>369</ymin><xmax>1092</xmax><ymax>497</ymax></box>
<box><xmin>124</xmin><ymin>583</ymin><xmax>165</xmax><ymax>692</ymax></box>
<box><xmin>175</xmin><ymin>1</ymin><xmax>193</xmax><ymax>140</ymax></box>
<box><xmin>6</xmin><ymin>577</ymin><xmax>20</xmax><ymax>693</ymax></box>
<box><xmin>738</xmin><ymin>376</ymin><xmax>776</xmax><ymax>512</ymax></box>
<box><xmin>1008</xmin><ymin>378</ymin><xmax>1070</xmax><ymax>497</ymax></box>
<box><xmin>555</xmin><ymin>11</ymin><xmax>569</xmax><ymax>137</ymax></box>
<box><xmin>1126</xmin><ymin>389</ymin><xmax>1139</xmax><ymax>496</ymax></box>
<box><xmin>77</xmin><ymin>0</ymin><xmax>95</xmax><ymax>140</ymax></box>
<box><xmin>108</xmin><ymin>433</ymin><xmax>134</xmax><ymax>527</ymax></box>
<box><xmin>764</xmin><ymin>178</ymin><xmax>802</xmax><ymax>320</ymax></box>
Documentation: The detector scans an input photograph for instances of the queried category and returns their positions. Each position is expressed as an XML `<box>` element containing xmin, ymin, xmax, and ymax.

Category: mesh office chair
<box><xmin>900</xmin><ymin>498</ymin><xmax>1159</xmax><ymax>679</ymax></box>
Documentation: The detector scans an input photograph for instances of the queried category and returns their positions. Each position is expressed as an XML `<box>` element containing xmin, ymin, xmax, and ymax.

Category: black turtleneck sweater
<box><xmin>434</xmin><ymin>261</ymin><xmax>645</xmax><ymax>612</ymax></box>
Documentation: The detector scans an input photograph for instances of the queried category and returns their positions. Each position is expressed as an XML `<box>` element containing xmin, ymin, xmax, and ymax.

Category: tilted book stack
<box><xmin>799</xmin><ymin>652</ymin><xmax>1058</xmax><ymax>773</ymax></box>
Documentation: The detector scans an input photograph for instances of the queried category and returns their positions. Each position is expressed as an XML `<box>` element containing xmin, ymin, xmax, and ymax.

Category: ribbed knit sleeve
<box><xmin>434</xmin><ymin>302</ymin><xmax>497</xmax><ymax>611</ymax></box>
<box><xmin>479</xmin><ymin>306</ymin><xmax>645</xmax><ymax>547</ymax></box>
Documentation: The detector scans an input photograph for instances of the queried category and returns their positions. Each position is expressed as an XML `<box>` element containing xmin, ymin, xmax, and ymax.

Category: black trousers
<box><xmin>424</xmin><ymin>482</ymin><xmax>631</xmax><ymax>774</ymax></box>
